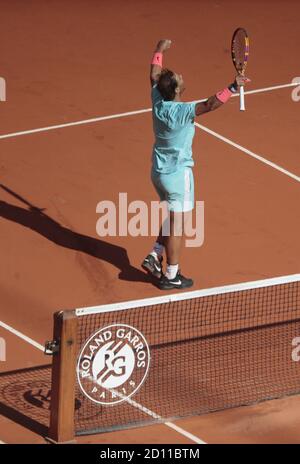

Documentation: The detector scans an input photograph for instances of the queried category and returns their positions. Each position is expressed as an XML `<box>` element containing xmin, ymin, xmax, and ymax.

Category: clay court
<box><xmin>0</xmin><ymin>0</ymin><xmax>300</xmax><ymax>444</ymax></box>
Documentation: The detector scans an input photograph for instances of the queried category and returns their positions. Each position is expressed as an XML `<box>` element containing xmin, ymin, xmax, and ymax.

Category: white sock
<box><xmin>150</xmin><ymin>242</ymin><xmax>164</xmax><ymax>258</ymax></box>
<box><xmin>166</xmin><ymin>264</ymin><xmax>179</xmax><ymax>280</ymax></box>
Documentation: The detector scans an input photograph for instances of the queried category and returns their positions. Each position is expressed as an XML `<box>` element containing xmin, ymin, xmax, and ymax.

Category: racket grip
<box><xmin>239</xmin><ymin>85</ymin><xmax>245</xmax><ymax>111</ymax></box>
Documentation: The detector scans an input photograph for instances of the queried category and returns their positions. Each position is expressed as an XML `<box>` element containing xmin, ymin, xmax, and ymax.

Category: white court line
<box><xmin>0</xmin><ymin>108</ymin><xmax>152</xmax><ymax>141</ymax></box>
<box><xmin>165</xmin><ymin>422</ymin><xmax>206</xmax><ymax>444</ymax></box>
<box><xmin>0</xmin><ymin>321</ymin><xmax>40</xmax><ymax>445</ymax></box>
<box><xmin>192</xmin><ymin>81</ymin><xmax>300</xmax><ymax>102</ymax></box>
<box><xmin>0</xmin><ymin>320</ymin><xmax>206</xmax><ymax>444</ymax></box>
<box><xmin>0</xmin><ymin>320</ymin><xmax>44</xmax><ymax>352</ymax></box>
<box><xmin>195</xmin><ymin>123</ymin><xmax>300</xmax><ymax>183</ymax></box>
<box><xmin>0</xmin><ymin>81</ymin><xmax>298</xmax><ymax>141</ymax></box>
<box><xmin>81</xmin><ymin>369</ymin><xmax>206</xmax><ymax>444</ymax></box>
<box><xmin>232</xmin><ymin>81</ymin><xmax>300</xmax><ymax>98</ymax></box>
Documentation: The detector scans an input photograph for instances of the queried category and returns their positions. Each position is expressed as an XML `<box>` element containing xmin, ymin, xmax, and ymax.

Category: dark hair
<box><xmin>157</xmin><ymin>69</ymin><xmax>178</xmax><ymax>101</ymax></box>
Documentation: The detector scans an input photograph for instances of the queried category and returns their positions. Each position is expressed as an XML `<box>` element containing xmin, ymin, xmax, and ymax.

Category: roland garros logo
<box><xmin>77</xmin><ymin>324</ymin><xmax>150</xmax><ymax>405</ymax></box>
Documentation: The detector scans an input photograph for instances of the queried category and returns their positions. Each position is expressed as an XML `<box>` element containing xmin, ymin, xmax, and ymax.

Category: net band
<box><xmin>76</xmin><ymin>274</ymin><xmax>300</xmax><ymax>316</ymax></box>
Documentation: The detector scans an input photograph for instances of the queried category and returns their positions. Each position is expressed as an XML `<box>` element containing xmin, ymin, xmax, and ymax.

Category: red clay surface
<box><xmin>0</xmin><ymin>0</ymin><xmax>299</xmax><ymax>444</ymax></box>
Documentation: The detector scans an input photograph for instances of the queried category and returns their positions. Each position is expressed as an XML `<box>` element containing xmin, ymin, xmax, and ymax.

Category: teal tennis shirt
<box><xmin>151</xmin><ymin>85</ymin><xmax>197</xmax><ymax>174</ymax></box>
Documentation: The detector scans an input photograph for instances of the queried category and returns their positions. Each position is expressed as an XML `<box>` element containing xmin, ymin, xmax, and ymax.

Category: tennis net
<box><xmin>48</xmin><ymin>274</ymin><xmax>300</xmax><ymax>441</ymax></box>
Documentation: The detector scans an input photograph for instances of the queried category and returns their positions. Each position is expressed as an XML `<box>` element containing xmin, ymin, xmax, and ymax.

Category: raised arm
<box><xmin>195</xmin><ymin>76</ymin><xmax>250</xmax><ymax>116</ymax></box>
<box><xmin>150</xmin><ymin>39</ymin><xmax>172</xmax><ymax>87</ymax></box>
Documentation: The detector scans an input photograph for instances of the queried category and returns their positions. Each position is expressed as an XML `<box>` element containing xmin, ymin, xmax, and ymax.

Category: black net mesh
<box><xmin>73</xmin><ymin>279</ymin><xmax>300</xmax><ymax>435</ymax></box>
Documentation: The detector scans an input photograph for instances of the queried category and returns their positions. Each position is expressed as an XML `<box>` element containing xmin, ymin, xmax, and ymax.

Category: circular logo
<box><xmin>77</xmin><ymin>324</ymin><xmax>150</xmax><ymax>405</ymax></box>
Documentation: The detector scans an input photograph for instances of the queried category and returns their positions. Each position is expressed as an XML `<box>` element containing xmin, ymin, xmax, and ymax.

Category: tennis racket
<box><xmin>231</xmin><ymin>28</ymin><xmax>249</xmax><ymax>111</ymax></box>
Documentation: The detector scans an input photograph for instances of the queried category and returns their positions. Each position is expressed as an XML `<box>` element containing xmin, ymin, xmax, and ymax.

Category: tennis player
<box><xmin>142</xmin><ymin>39</ymin><xmax>250</xmax><ymax>290</ymax></box>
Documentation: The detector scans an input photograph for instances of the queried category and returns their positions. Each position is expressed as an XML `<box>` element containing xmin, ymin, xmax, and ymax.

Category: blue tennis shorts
<box><xmin>151</xmin><ymin>167</ymin><xmax>194</xmax><ymax>213</ymax></box>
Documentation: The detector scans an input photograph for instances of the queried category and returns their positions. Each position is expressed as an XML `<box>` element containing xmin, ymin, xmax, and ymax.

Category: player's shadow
<box><xmin>0</xmin><ymin>365</ymin><xmax>51</xmax><ymax>438</ymax></box>
<box><xmin>0</xmin><ymin>184</ymin><xmax>151</xmax><ymax>284</ymax></box>
<box><xmin>0</xmin><ymin>364</ymin><xmax>94</xmax><ymax>440</ymax></box>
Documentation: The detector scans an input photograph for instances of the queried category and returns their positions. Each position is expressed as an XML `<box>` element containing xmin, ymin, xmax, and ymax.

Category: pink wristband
<box><xmin>216</xmin><ymin>87</ymin><xmax>233</xmax><ymax>104</ymax></box>
<box><xmin>151</xmin><ymin>52</ymin><xmax>163</xmax><ymax>67</ymax></box>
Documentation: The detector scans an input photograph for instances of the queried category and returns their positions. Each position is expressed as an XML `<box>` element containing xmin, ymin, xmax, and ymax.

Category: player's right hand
<box><xmin>156</xmin><ymin>39</ymin><xmax>172</xmax><ymax>53</ymax></box>
<box><xmin>235</xmin><ymin>75</ymin><xmax>251</xmax><ymax>87</ymax></box>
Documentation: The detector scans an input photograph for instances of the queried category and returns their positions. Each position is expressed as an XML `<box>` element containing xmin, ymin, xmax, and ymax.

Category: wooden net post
<box><xmin>47</xmin><ymin>310</ymin><xmax>77</xmax><ymax>443</ymax></box>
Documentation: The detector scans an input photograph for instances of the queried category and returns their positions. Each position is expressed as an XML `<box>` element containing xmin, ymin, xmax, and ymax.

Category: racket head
<box><xmin>231</xmin><ymin>28</ymin><xmax>249</xmax><ymax>75</ymax></box>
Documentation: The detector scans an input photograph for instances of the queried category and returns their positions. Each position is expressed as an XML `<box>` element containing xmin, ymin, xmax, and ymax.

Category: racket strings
<box><xmin>232</xmin><ymin>29</ymin><xmax>248</xmax><ymax>73</ymax></box>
